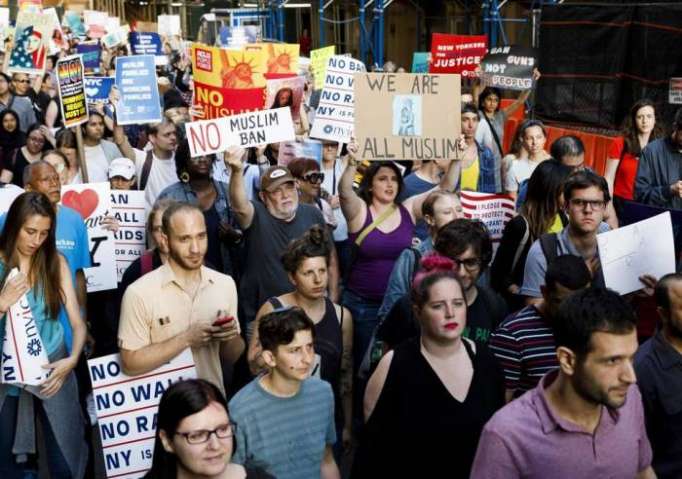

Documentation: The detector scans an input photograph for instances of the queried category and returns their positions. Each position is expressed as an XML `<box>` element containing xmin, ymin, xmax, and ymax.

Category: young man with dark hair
<box><xmin>229</xmin><ymin>307</ymin><xmax>340</xmax><ymax>479</ymax></box>
<box><xmin>636</xmin><ymin>273</ymin><xmax>682</xmax><ymax>478</ymax></box>
<box><xmin>491</xmin><ymin>255</ymin><xmax>591</xmax><ymax>402</ymax></box>
<box><xmin>472</xmin><ymin>288</ymin><xmax>655</xmax><ymax>479</ymax></box>
<box><xmin>460</xmin><ymin>102</ymin><xmax>499</xmax><ymax>193</ymax></box>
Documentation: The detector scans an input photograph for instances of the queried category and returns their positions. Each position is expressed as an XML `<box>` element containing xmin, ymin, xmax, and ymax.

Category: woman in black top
<box><xmin>247</xmin><ymin>225</ymin><xmax>353</xmax><ymax>452</ymax></box>
<box><xmin>353</xmin><ymin>255</ymin><xmax>504</xmax><ymax>478</ymax></box>
<box><xmin>6</xmin><ymin>123</ymin><xmax>53</xmax><ymax>186</ymax></box>
<box><xmin>0</xmin><ymin>110</ymin><xmax>26</xmax><ymax>182</ymax></box>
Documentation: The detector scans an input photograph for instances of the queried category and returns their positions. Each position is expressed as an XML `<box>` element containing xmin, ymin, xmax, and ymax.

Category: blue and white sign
<box><xmin>129</xmin><ymin>32</ymin><xmax>167</xmax><ymax>66</ymax></box>
<box><xmin>85</xmin><ymin>76</ymin><xmax>115</xmax><ymax>102</ymax></box>
<box><xmin>115</xmin><ymin>55</ymin><xmax>162</xmax><ymax>126</ymax></box>
<box><xmin>76</xmin><ymin>41</ymin><xmax>102</xmax><ymax>74</ymax></box>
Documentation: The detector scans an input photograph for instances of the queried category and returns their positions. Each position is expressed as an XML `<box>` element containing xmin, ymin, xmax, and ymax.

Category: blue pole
<box><xmin>278</xmin><ymin>0</ymin><xmax>285</xmax><ymax>41</ymax></box>
<box><xmin>372</xmin><ymin>6</ymin><xmax>379</xmax><ymax>67</ymax></box>
<box><xmin>377</xmin><ymin>1</ymin><xmax>384</xmax><ymax>66</ymax></box>
<box><xmin>359</xmin><ymin>1</ymin><xmax>366</xmax><ymax>64</ymax></box>
<box><xmin>319</xmin><ymin>0</ymin><xmax>325</xmax><ymax>46</ymax></box>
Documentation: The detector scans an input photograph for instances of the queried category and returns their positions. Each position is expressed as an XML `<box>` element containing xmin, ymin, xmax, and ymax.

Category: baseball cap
<box><xmin>108</xmin><ymin>157</ymin><xmax>136</xmax><ymax>180</ymax></box>
<box><xmin>261</xmin><ymin>166</ymin><xmax>296</xmax><ymax>192</ymax></box>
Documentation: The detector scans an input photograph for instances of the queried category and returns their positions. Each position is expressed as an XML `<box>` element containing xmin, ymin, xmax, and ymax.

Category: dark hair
<box><xmin>421</xmin><ymin>190</ymin><xmax>459</xmax><ymax>218</ymax></box>
<box><xmin>674</xmin><ymin>108</ymin><xmax>682</xmax><ymax>131</ymax></box>
<box><xmin>281</xmin><ymin>225</ymin><xmax>330</xmax><ymax>273</ymax></box>
<box><xmin>562</xmin><ymin>169</ymin><xmax>610</xmax><ymax>203</ymax></box>
<box><xmin>622</xmin><ymin>99</ymin><xmax>664</xmax><ymax>156</ymax></box>
<box><xmin>521</xmin><ymin>160</ymin><xmax>572</xmax><ymax>239</ymax></box>
<box><xmin>56</xmin><ymin>128</ymin><xmax>78</xmax><ymax>149</ymax></box>
<box><xmin>270</xmin><ymin>87</ymin><xmax>294</xmax><ymax>109</ymax></box>
<box><xmin>147</xmin><ymin>119</ymin><xmax>178</xmax><ymax>136</ymax></box>
<box><xmin>145</xmin><ymin>379</ymin><xmax>228</xmax><ymax>479</ymax></box>
<box><xmin>461</xmin><ymin>102</ymin><xmax>480</xmax><ymax>117</ymax></box>
<box><xmin>477</xmin><ymin>87</ymin><xmax>502</xmax><ymax>112</ymax></box>
<box><xmin>258</xmin><ymin>307</ymin><xmax>315</xmax><ymax>352</ymax></box>
<box><xmin>287</xmin><ymin>158</ymin><xmax>320</xmax><ymax>179</ymax></box>
<box><xmin>162</xmin><ymin>202</ymin><xmax>203</xmax><ymax>236</ymax></box>
<box><xmin>506</xmin><ymin>122</ymin><xmax>526</xmax><ymax>157</ymax></box>
<box><xmin>357</xmin><ymin>161</ymin><xmax>404</xmax><ymax>205</ymax></box>
<box><xmin>434</xmin><ymin>219</ymin><xmax>493</xmax><ymax>272</ymax></box>
<box><xmin>411</xmin><ymin>255</ymin><xmax>464</xmax><ymax>310</ymax></box>
<box><xmin>519</xmin><ymin>119</ymin><xmax>547</xmax><ymax>140</ymax></box>
<box><xmin>174</xmin><ymin>139</ymin><xmax>216</xmax><ymax>182</ymax></box>
<box><xmin>545</xmin><ymin>255</ymin><xmax>592</xmax><ymax>292</ymax></box>
<box><xmin>26</xmin><ymin>123</ymin><xmax>48</xmax><ymax>150</ymax></box>
<box><xmin>550</xmin><ymin>135</ymin><xmax>584</xmax><ymax>162</ymax></box>
<box><xmin>554</xmin><ymin>288</ymin><xmax>636</xmax><ymax>357</ymax></box>
<box><xmin>147</xmin><ymin>198</ymin><xmax>179</xmax><ymax>247</ymax></box>
<box><xmin>0</xmin><ymin>192</ymin><xmax>62</xmax><ymax>319</ymax></box>
<box><xmin>42</xmin><ymin>149</ymin><xmax>70</xmax><ymax>169</ymax></box>
<box><xmin>0</xmin><ymin>109</ymin><xmax>25</xmax><ymax>151</ymax></box>
<box><xmin>654</xmin><ymin>273</ymin><xmax>682</xmax><ymax>311</ymax></box>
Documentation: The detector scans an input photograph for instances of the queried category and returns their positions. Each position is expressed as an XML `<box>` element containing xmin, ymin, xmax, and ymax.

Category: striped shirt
<box><xmin>489</xmin><ymin>305</ymin><xmax>558</xmax><ymax>396</ymax></box>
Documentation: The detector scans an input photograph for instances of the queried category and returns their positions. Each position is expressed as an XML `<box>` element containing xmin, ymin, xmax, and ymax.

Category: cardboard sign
<box><xmin>157</xmin><ymin>14</ymin><xmax>181</xmax><ymax>37</ymax></box>
<box><xmin>1</xmin><ymin>269</ymin><xmax>51</xmax><ymax>387</ymax></box>
<box><xmin>480</xmin><ymin>45</ymin><xmax>538</xmax><ymax>91</ymax></box>
<box><xmin>310</xmin><ymin>46</ymin><xmax>335</xmax><ymax>89</ymax></box>
<box><xmin>61</xmin><ymin>183</ymin><xmax>117</xmax><ymax>292</ymax></box>
<box><xmin>278</xmin><ymin>139</ymin><xmax>322</xmax><ymax>166</ymax></box>
<box><xmin>670</xmin><ymin>78</ymin><xmax>682</xmax><ymax>105</ymax></box>
<box><xmin>411</xmin><ymin>52</ymin><xmax>430</xmax><ymax>73</ymax></box>
<box><xmin>191</xmin><ymin>44</ymin><xmax>266</xmax><ymax>120</ymax></box>
<box><xmin>111</xmin><ymin>191</ymin><xmax>146</xmax><ymax>282</ymax></box>
<box><xmin>129</xmin><ymin>32</ymin><xmax>167</xmax><ymax>66</ymax></box>
<box><xmin>309</xmin><ymin>55</ymin><xmax>365</xmax><ymax>143</ymax></box>
<box><xmin>186</xmin><ymin>107</ymin><xmax>295</xmax><ymax>157</ymax></box>
<box><xmin>354</xmin><ymin>73</ymin><xmax>461</xmax><ymax>160</ymax></box>
<box><xmin>76</xmin><ymin>41</ymin><xmax>102</xmax><ymax>74</ymax></box>
<box><xmin>85</xmin><ymin>76</ymin><xmax>115</xmax><ymax>102</ymax></box>
<box><xmin>8</xmin><ymin>10</ymin><xmax>53</xmax><ymax>75</ymax></box>
<box><xmin>460</xmin><ymin>192</ymin><xmax>515</xmax><ymax>254</ymax></box>
<box><xmin>266</xmin><ymin>75</ymin><xmax>305</xmax><ymax>121</ymax></box>
<box><xmin>115</xmin><ymin>55</ymin><xmax>162</xmax><ymax>126</ymax></box>
<box><xmin>88</xmin><ymin>350</ymin><xmax>197</xmax><ymax>479</ymax></box>
<box><xmin>429</xmin><ymin>33</ymin><xmax>488</xmax><ymax>77</ymax></box>
<box><xmin>56</xmin><ymin>55</ymin><xmax>89</xmax><ymax>128</ymax></box>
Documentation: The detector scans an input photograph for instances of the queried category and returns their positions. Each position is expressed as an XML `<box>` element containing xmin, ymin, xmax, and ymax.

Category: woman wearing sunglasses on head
<box><xmin>145</xmin><ymin>379</ymin><xmax>272</xmax><ymax>479</ymax></box>
<box><xmin>288</xmin><ymin>158</ymin><xmax>337</xmax><ymax>230</ymax></box>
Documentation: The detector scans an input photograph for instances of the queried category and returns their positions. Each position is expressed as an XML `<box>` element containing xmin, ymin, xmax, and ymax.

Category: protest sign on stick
<box><xmin>8</xmin><ymin>10</ymin><xmax>52</xmax><ymax>75</ymax></box>
<box><xmin>61</xmin><ymin>182</ymin><xmax>117</xmax><ymax>292</ymax></box>
<box><xmin>266</xmin><ymin>76</ymin><xmax>305</xmax><ymax>121</ymax></box>
<box><xmin>309</xmin><ymin>55</ymin><xmax>365</xmax><ymax>143</ymax></box>
<box><xmin>111</xmin><ymin>191</ymin><xmax>146</xmax><ymax>282</ymax></box>
<box><xmin>56</xmin><ymin>55</ymin><xmax>89</xmax><ymax>128</ymax></box>
<box><xmin>115</xmin><ymin>55</ymin><xmax>162</xmax><ymax>126</ymax></box>
<box><xmin>480</xmin><ymin>46</ymin><xmax>538</xmax><ymax>91</ymax></box>
<box><xmin>354</xmin><ymin>73</ymin><xmax>461</xmax><ymax>160</ymax></box>
<box><xmin>310</xmin><ymin>46</ymin><xmax>335</xmax><ymax>89</ymax></box>
<box><xmin>76</xmin><ymin>41</ymin><xmax>102</xmax><ymax>74</ymax></box>
<box><xmin>429</xmin><ymin>33</ymin><xmax>488</xmax><ymax>77</ymax></box>
<box><xmin>185</xmin><ymin>107</ymin><xmax>295</xmax><ymax>157</ymax></box>
<box><xmin>129</xmin><ymin>32</ymin><xmax>167</xmax><ymax>66</ymax></box>
<box><xmin>85</xmin><ymin>77</ymin><xmax>115</xmax><ymax>103</ymax></box>
<box><xmin>88</xmin><ymin>349</ymin><xmax>197</xmax><ymax>479</ymax></box>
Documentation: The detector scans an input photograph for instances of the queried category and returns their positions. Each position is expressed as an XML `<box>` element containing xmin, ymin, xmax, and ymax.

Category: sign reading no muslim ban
<box><xmin>460</xmin><ymin>191</ymin><xmax>515</xmax><ymax>255</ymax></box>
<box><xmin>480</xmin><ymin>45</ymin><xmax>538</xmax><ymax>91</ymax></box>
<box><xmin>56</xmin><ymin>55</ymin><xmax>89</xmax><ymax>128</ymax></box>
<box><xmin>309</xmin><ymin>55</ymin><xmax>366</xmax><ymax>143</ymax></box>
<box><xmin>89</xmin><ymin>349</ymin><xmax>197</xmax><ymax>479</ymax></box>
<box><xmin>429</xmin><ymin>33</ymin><xmax>488</xmax><ymax>77</ymax></box>
<box><xmin>354</xmin><ymin>73</ymin><xmax>461</xmax><ymax>160</ymax></box>
<box><xmin>111</xmin><ymin>190</ymin><xmax>146</xmax><ymax>282</ymax></box>
<box><xmin>185</xmin><ymin>107</ymin><xmax>295</xmax><ymax>157</ymax></box>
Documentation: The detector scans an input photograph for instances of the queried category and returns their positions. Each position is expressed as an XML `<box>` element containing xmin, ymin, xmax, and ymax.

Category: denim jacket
<box><xmin>455</xmin><ymin>141</ymin><xmax>499</xmax><ymax>194</ymax></box>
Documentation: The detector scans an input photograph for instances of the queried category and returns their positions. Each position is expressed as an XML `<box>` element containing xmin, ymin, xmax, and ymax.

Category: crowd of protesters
<box><xmin>2</xmin><ymin>12</ymin><xmax>682</xmax><ymax>479</ymax></box>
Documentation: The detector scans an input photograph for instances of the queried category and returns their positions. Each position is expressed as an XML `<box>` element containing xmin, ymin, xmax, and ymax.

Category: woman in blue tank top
<box><xmin>0</xmin><ymin>192</ymin><xmax>88</xmax><ymax>478</ymax></box>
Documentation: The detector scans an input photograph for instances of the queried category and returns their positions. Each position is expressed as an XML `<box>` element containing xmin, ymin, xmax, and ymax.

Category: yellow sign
<box><xmin>192</xmin><ymin>43</ymin><xmax>266</xmax><ymax>88</ymax></box>
<box><xmin>310</xmin><ymin>45</ymin><xmax>335</xmax><ymax>89</ymax></box>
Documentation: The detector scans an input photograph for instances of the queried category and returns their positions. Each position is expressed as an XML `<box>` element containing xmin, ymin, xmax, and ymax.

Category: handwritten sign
<box><xmin>88</xmin><ymin>350</ymin><xmax>197</xmax><ymax>478</ymax></box>
<box><xmin>111</xmin><ymin>191</ymin><xmax>146</xmax><ymax>282</ymax></box>
<box><xmin>310</xmin><ymin>46</ymin><xmax>335</xmax><ymax>89</ymax></box>
<box><xmin>185</xmin><ymin>107</ymin><xmax>295</xmax><ymax>157</ymax></box>
<box><xmin>56</xmin><ymin>55</ymin><xmax>89</xmax><ymax>128</ymax></box>
<box><xmin>61</xmin><ymin>182</ymin><xmax>117</xmax><ymax>292</ymax></box>
<box><xmin>480</xmin><ymin>45</ymin><xmax>537</xmax><ymax>91</ymax></box>
<box><xmin>309</xmin><ymin>55</ymin><xmax>365</xmax><ymax>143</ymax></box>
<box><xmin>354</xmin><ymin>73</ymin><xmax>461</xmax><ymax>160</ymax></box>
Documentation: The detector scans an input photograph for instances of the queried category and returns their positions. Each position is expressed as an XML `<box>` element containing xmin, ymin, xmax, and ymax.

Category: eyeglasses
<box><xmin>14</xmin><ymin>79</ymin><xmax>29</xmax><ymax>84</ymax></box>
<box><xmin>302</xmin><ymin>172</ymin><xmax>324</xmax><ymax>184</ymax></box>
<box><xmin>568</xmin><ymin>198</ymin><xmax>606</xmax><ymax>211</ymax></box>
<box><xmin>453</xmin><ymin>257</ymin><xmax>482</xmax><ymax>271</ymax></box>
<box><xmin>175</xmin><ymin>423</ymin><xmax>235</xmax><ymax>444</ymax></box>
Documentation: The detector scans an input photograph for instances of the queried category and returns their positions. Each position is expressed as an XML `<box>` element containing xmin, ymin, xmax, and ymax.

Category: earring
<box><xmin>180</xmin><ymin>171</ymin><xmax>190</xmax><ymax>183</ymax></box>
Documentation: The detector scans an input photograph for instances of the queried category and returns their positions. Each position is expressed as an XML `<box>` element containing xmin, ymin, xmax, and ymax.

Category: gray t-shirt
<box><xmin>230</xmin><ymin>377</ymin><xmax>336</xmax><ymax>479</ymax></box>
<box><xmin>240</xmin><ymin>201</ymin><xmax>327</xmax><ymax>323</ymax></box>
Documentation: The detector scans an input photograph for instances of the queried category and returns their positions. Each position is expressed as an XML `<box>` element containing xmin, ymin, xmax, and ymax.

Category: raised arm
<box><xmin>501</xmin><ymin>69</ymin><xmax>540</xmax><ymax>117</ymax></box>
<box><xmin>224</xmin><ymin>147</ymin><xmax>255</xmax><ymax>229</ymax></box>
<box><xmin>338</xmin><ymin>140</ymin><xmax>366</xmax><ymax>231</ymax></box>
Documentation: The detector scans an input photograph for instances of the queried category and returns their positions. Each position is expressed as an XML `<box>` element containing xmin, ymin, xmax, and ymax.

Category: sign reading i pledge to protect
<box><xmin>185</xmin><ymin>107</ymin><xmax>295</xmax><ymax>157</ymax></box>
<box><xmin>309</xmin><ymin>55</ymin><xmax>366</xmax><ymax>143</ymax></box>
<box><xmin>56</xmin><ymin>55</ymin><xmax>89</xmax><ymax>128</ymax></box>
<box><xmin>460</xmin><ymin>191</ymin><xmax>515</xmax><ymax>253</ymax></box>
<box><xmin>354</xmin><ymin>73</ymin><xmax>461</xmax><ymax>160</ymax></box>
<box><xmin>88</xmin><ymin>349</ymin><xmax>197</xmax><ymax>478</ymax></box>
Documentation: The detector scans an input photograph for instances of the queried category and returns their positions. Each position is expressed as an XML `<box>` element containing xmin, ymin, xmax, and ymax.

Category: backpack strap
<box><xmin>539</xmin><ymin>233</ymin><xmax>559</xmax><ymax>267</ymax></box>
<box><xmin>510</xmin><ymin>216</ymin><xmax>531</xmax><ymax>274</ymax></box>
<box><xmin>140</xmin><ymin>250</ymin><xmax>154</xmax><ymax>276</ymax></box>
<box><xmin>139</xmin><ymin>149</ymin><xmax>154</xmax><ymax>191</ymax></box>
<box><xmin>410</xmin><ymin>247</ymin><xmax>422</xmax><ymax>282</ymax></box>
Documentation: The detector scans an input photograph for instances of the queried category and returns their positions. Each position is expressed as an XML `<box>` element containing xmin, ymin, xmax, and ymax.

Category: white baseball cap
<box><xmin>108</xmin><ymin>157</ymin><xmax>136</xmax><ymax>180</ymax></box>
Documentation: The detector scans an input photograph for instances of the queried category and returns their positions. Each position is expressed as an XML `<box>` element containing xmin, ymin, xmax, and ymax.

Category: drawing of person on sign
<box><xmin>393</xmin><ymin>94</ymin><xmax>422</xmax><ymax>136</ymax></box>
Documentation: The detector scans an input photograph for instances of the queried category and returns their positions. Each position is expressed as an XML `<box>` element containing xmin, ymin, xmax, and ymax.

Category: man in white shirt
<box><xmin>82</xmin><ymin>112</ymin><xmax>125</xmax><ymax>182</ymax></box>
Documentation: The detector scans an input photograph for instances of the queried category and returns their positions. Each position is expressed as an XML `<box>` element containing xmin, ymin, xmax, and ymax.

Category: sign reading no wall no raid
<box><xmin>185</xmin><ymin>107</ymin><xmax>295</xmax><ymax>157</ymax></box>
<box><xmin>88</xmin><ymin>349</ymin><xmax>197</xmax><ymax>479</ymax></box>
<box><xmin>354</xmin><ymin>73</ymin><xmax>461</xmax><ymax>160</ymax></box>
<box><xmin>309</xmin><ymin>55</ymin><xmax>366</xmax><ymax>143</ymax></box>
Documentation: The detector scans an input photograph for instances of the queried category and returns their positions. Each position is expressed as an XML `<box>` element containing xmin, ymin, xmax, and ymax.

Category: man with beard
<box><xmin>635</xmin><ymin>108</ymin><xmax>682</xmax><ymax>210</ymax></box>
<box><xmin>118</xmin><ymin>203</ymin><xmax>244</xmax><ymax>395</ymax></box>
<box><xmin>81</xmin><ymin>111</ymin><xmax>126</xmax><ymax>182</ymax></box>
<box><xmin>471</xmin><ymin>288</ymin><xmax>655</xmax><ymax>479</ymax></box>
<box><xmin>635</xmin><ymin>273</ymin><xmax>682</xmax><ymax>478</ymax></box>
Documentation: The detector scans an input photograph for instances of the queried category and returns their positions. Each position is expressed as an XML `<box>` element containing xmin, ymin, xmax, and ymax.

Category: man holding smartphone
<box><xmin>118</xmin><ymin>203</ymin><xmax>244</xmax><ymax>395</ymax></box>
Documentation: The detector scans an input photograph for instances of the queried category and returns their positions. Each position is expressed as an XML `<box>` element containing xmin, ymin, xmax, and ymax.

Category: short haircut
<box><xmin>147</xmin><ymin>119</ymin><xmax>176</xmax><ymax>136</ymax></box>
<box><xmin>461</xmin><ymin>102</ymin><xmax>479</xmax><ymax>117</ymax></box>
<box><xmin>161</xmin><ymin>202</ymin><xmax>202</xmax><ymax>236</ymax></box>
<box><xmin>258</xmin><ymin>307</ymin><xmax>315</xmax><ymax>352</ymax></box>
<box><xmin>550</xmin><ymin>135</ymin><xmax>584</xmax><ymax>161</ymax></box>
<box><xmin>434</xmin><ymin>219</ymin><xmax>493</xmax><ymax>271</ymax></box>
<box><xmin>554</xmin><ymin>288</ymin><xmax>637</xmax><ymax>357</ymax></box>
<box><xmin>655</xmin><ymin>273</ymin><xmax>682</xmax><ymax>311</ymax></box>
<box><xmin>23</xmin><ymin>160</ymin><xmax>55</xmax><ymax>185</ymax></box>
<box><xmin>288</xmin><ymin>158</ymin><xmax>320</xmax><ymax>178</ymax></box>
<box><xmin>563</xmin><ymin>169</ymin><xmax>610</xmax><ymax>203</ymax></box>
<box><xmin>545</xmin><ymin>255</ymin><xmax>591</xmax><ymax>292</ymax></box>
<box><xmin>421</xmin><ymin>190</ymin><xmax>459</xmax><ymax>218</ymax></box>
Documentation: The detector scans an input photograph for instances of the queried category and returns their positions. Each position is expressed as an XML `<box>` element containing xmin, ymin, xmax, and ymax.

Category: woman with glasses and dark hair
<box><xmin>287</xmin><ymin>157</ymin><xmax>337</xmax><ymax>230</ymax></box>
<box><xmin>4</xmin><ymin>123</ymin><xmax>53</xmax><ymax>187</ymax></box>
<box><xmin>353</xmin><ymin>256</ymin><xmax>504</xmax><ymax>478</ymax></box>
<box><xmin>145</xmin><ymin>378</ymin><xmax>272</xmax><ymax>479</ymax></box>
<box><xmin>505</xmin><ymin>119</ymin><xmax>552</xmax><ymax>198</ymax></box>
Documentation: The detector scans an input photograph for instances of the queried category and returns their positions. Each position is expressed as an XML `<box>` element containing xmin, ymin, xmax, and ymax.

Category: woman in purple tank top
<box><xmin>338</xmin><ymin>141</ymin><xmax>461</xmax><ymax>372</ymax></box>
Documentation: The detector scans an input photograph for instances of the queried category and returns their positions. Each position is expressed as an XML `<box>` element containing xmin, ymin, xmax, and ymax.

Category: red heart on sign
<box><xmin>62</xmin><ymin>189</ymin><xmax>99</xmax><ymax>219</ymax></box>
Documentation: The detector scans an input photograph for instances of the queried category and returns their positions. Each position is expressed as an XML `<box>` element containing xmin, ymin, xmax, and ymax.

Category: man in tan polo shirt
<box><xmin>118</xmin><ymin>203</ymin><xmax>244</xmax><ymax>394</ymax></box>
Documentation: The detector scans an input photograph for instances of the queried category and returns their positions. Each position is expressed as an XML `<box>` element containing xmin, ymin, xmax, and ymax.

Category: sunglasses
<box><xmin>302</xmin><ymin>172</ymin><xmax>324</xmax><ymax>184</ymax></box>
